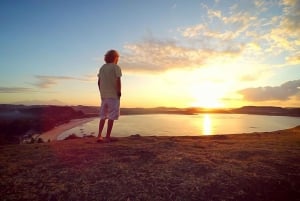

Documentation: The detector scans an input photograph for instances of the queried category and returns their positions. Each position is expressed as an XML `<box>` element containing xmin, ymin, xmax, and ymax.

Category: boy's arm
<box><xmin>98</xmin><ymin>78</ymin><xmax>101</xmax><ymax>90</ymax></box>
<box><xmin>116</xmin><ymin>77</ymin><xmax>121</xmax><ymax>97</ymax></box>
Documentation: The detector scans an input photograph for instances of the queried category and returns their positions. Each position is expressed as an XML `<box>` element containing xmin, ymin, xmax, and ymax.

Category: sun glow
<box><xmin>148</xmin><ymin>68</ymin><xmax>241</xmax><ymax>108</ymax></box>
<box><xmin>190</xmin><ymin>82</ymin><xmax>225</xmax><ymax>108</ymax></box>
<box><xmin>192</xmin><ymin>95</ymin><xmax>224</xmax><ymax>108</ymax></box>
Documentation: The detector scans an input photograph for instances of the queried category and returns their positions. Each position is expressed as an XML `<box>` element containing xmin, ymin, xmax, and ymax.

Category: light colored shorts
<box><xmin>99</xmin><ymin>98</ymin><xmax>120</xmax><ymax>120</ymax></box>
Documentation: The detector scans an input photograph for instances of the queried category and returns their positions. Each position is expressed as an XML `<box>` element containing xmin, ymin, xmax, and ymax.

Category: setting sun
<box><xmin>189</xmin><ymin>82</ymin><xmax>225</xmax><ymax>108</ymax></box>
<box><xmin>191</xmin><ymin>95</ymin><xmax>224</xmax><ymax>108</ymax></box>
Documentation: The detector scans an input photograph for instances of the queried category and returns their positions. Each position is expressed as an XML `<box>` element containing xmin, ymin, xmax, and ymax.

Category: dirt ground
<box><xmin>1</xmin><ymin>126</ymin><xmax>300</xmax><ymax>201</ymax></box>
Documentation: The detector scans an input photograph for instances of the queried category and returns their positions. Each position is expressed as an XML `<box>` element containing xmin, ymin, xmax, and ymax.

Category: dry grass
<box><xmin>1</xmin><ymin>126</ymin><xmax>300</xmax><ymax>201</ymax></box>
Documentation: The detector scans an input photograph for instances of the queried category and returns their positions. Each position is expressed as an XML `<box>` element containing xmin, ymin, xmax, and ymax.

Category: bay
<box><xmin>57</xmin><ymin>114</ymin><xmax>300</xmax><ymax>140</ymax></box>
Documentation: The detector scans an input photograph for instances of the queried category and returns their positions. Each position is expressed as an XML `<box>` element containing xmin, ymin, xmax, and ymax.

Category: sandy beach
<box><xmin>39</xmin><ymin>117</ymin><xmax>95</xmax><ymax>142</ymax></box>
<box><xmin>1</xmin><ymin>125</ymin><xmax>299</xmax><ymax>200</ymax></box>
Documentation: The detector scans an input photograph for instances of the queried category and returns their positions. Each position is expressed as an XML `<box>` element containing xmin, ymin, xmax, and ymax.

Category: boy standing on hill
<box><xmin>97</xmin><ymin>50</ymin><xmax>122</xmax><ymax>142</ymax></box>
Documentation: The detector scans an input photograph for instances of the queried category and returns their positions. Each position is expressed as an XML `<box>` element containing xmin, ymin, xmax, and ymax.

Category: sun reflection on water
<box><xmin>202</xmin><ymin>114</ymin><xmax>212</xmax><ymax>135</ymax></box>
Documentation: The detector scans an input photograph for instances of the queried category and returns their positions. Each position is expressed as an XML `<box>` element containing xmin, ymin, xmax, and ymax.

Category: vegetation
<box><xmin>0</xmin><ymin>126</ymin><xmax>299</xmax><ymax>201</ymax></box>
<box><xmin>0</xmin><ymin>105</ymin><xmax>84</xmax><ymax>144</ymax></box>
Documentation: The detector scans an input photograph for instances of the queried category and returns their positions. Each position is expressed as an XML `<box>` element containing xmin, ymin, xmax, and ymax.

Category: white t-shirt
<box><xmin>98</xmin><ymin>63</ymin><xmax>122</xmax><ymax>99</ymax></box>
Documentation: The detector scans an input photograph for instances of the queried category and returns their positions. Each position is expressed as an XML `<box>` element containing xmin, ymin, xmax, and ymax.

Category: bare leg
<box><xmin>106</xmin><ymin>119</ymin><xmax>114</xmax><ymax>139</ymax></box>
<box><xmin>97</xmin><ymin>119</ymin><xmax>106</xmax><ymax>139</ymax></box>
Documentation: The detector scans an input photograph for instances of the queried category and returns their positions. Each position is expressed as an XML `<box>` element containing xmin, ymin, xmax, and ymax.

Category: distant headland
<box><xmin>73</xmin><ymin>105</ymin><xmax>300</xmax><ymax>117</ymax></box>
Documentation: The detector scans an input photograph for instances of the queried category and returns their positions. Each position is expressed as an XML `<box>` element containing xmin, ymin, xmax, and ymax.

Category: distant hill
<box><xmin>231</xmin><ymin>106</ymin><xmax>300</xmax><ymax>117</ymax></box>
<box><xmin>72</xmin><ymin>105</ymin><xmax>300</xmax><ymax>117</ymax></box>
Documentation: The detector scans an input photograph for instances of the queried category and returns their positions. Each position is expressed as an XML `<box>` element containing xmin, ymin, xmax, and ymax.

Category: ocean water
<box><xmin>57</xmin><ymin>114</ymin><xmax>300</xmax><ymax>140</ymax></box>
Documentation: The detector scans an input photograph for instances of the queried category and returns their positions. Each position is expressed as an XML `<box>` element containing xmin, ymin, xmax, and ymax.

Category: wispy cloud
<box><xmin>119</xmin><ymin>2</ymin><xmax>259</xmax><ymax>74</ymax></box>
<box><xmin>33</xmin><ymin>75</ymin><xmax>92</xmax><ymax>88</ymax></box>
<box><xmin>121</xmin><ymin>38</ymin><xmax>207</xmax><ymax>73</ymax></box>
<box><xmin>260</xmin><ymin>0</ymin><xmax>300</xmax><ymax>57</ymax></box>
<box><xmin>120</xmin><ymin>35</ymin><xmax>243</xmax><ymax>73</ymax></box>
<box><xmin>281</xmin><ymin>0</ymin><xmax>300</xmax><ymax>32</ymax></box>
<box><xmin>0</xmin><ymin>87</ymin><xmax>35</xmax><ymax>93</ymax></box>
<box><xmin>286</xmin><ymin>53</ymin><xmax>300</xmax><ymax>64</ymax></box>
<box><xmin>0</xmin><ymin>75</ymin><xmax>95</xmax><ymax>94</ymax></box>
<box><xmin>239</xmin><ymin>79</ymin><xmax>300</xmax><ymax>101</ymax></box>
<box><xmin>119</xmin><ymin>0</ymin><xmax>300</xmax><ymax>75</ymax></box>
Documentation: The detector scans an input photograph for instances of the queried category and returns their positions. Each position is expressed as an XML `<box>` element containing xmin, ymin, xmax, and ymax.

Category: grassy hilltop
<box><xmin>1</xmin><ymin>126</ymin><xmax>299</xmax><ymax>201</ymax></box>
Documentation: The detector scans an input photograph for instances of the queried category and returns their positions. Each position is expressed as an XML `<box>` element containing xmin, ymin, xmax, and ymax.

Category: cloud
<box><xmin>254</xmin><ymin>0</ymin><xmax>278</xmax><ymax>12</ymax></box>
<box><xmin>239</xmin><ymin>79</ymin><xmax>300</xmax><ymax>101</ymax></box>
<box><xmin>286</xmin><ymin>53</ymin><xmax>300</xmax><ymax>64</ymax></box>
<box><xmin>121</xmin><ymin>38</ymin><xmax>205</xmax><ymax>72</ymax></box>
<box><xmin>0</xmin><ymin>75</ymin><xmax>95</xmax><ymax>94</ymax></box>
<box><xmin>261</xmin><ymin>0</ymin><xmax>300</xmax><ymax>55</ymax></box>
<box><xmin>120</xmin><ymin>2</ymin><xmax>270</xmax><ymax>74</ymax></box>
<box><xmin>281</xmin><ymin>0</ymin><xmax>300</xmax><ymax>32</ymax></box>
<box><xmin>181</xmin><ymin>8</ymin><xmax>255</xmax><ymax>44</ymax></box>
<box><xmin>0</xmin><ymin>87</ymin><xmax>35</xmax><ymax>93</ymax></box>
<box><xmin>120</xmin><ymin>36</ymin><xmax>243</xmax><ymax>73</ymax></box>
<box><xmin>181</xmin><ymin>24</ymin><xmax>205</xmax><ymax>38</ymax></box>
<box><xmin>120</xmin><ymin>1</ymin><xmax>299</xmax><ymax>74</ymax></box>
<box><xmin>33</xmin><ymin>75</ymin><xmax>91</xmax><ymax>88</ymax></box>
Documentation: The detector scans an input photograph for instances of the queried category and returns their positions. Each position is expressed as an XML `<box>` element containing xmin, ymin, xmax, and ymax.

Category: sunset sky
<box><xmin>1</xmin><ymin>0</ymin><xmax>299</xmax><ymax>108</ymax></box>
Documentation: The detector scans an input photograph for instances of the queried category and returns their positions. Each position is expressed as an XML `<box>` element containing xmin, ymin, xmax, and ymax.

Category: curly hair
<box><xmin>104</xmin><ymin>50</ymin><xmax>119</xmax><ymax>63</ymax></box>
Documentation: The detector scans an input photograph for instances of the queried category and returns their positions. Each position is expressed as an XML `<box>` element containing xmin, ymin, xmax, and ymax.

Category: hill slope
<box><xmin>1</xmin><ymin>126</ymin><xmax>300</xmax><ymax>201</ymax></box>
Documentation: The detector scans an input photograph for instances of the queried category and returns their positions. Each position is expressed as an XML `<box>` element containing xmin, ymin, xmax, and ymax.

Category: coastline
<box><xmin>39</xmin><ymin>117</ymin><xmax>96</xmax><ymax>142</ymax></box>
<box><xmin>39</xmin><ymin>112</ymin><xmax>300</xmax><ymax>141</ymax></box>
